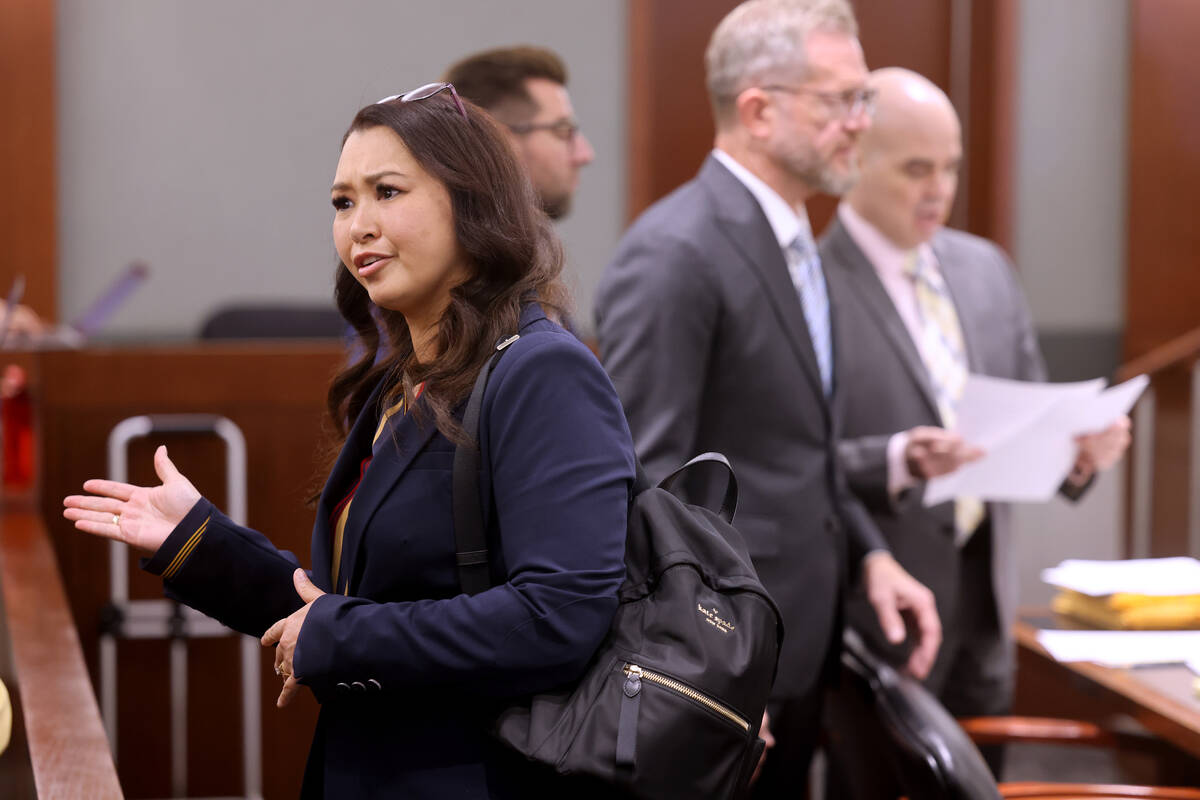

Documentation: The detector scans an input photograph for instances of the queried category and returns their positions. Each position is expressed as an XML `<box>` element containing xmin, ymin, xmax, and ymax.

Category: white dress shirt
<box><xmin>712</xmin><ymin>149</ymin><xmax>814</xmax><ymax>271</ymax></box>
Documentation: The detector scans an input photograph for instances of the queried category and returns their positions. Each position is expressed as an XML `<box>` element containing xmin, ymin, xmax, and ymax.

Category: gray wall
<box><xmin>1014</xmin><ymin>0</ymin><xmax>1128</xmax><ymax>334</ymax></box>
<box><xmin>57</xmin><ymin>0</ymin><xmax>626</xmax><ymax>339</ymax></box>
<box><xmin>1011</xmin><ymin>0</ymin><xmax>1131</xmax><ymax>606</ymax></box>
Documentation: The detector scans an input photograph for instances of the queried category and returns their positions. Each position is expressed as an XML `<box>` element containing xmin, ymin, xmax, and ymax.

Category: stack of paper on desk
<box><xmin>1036</xmin><ymin>629</ymin><xmax>1200</xmax><ymax>666</ymax></box>
<box><xmin>1044</xmin><ymin>557</ymin><xmax>1200</xmax><ymax>597</ymax></box>
<box><xmin>1043</xmin><ymin>557</ymin><xmax>1200</xmax><ymax>630</ymax></box>
<box><xmin>923</xmin><ymin>373</ymin><xmax>1148</xmax><ymax>505</ymax></box>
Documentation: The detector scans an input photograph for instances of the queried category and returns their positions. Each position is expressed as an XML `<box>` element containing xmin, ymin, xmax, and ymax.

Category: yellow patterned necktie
<box><xmin>905</xmin><ymin>251</ymin><xmax>985</xmax><ymax>544</ymax></box>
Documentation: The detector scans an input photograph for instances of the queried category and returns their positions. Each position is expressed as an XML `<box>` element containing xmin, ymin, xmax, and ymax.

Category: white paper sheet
<box><xmin>953</xmin><ymin>376</ymin><xmax>1104</xmax><ymax>450</ymax></box>
<box><xmin>923</xmin><ymin>374</ymin><xmax>1149</xmax><ymax>505</ymax></box>
<box><xmin>1042</xmin><ymin>557</ymin><xmax>1200</xmax><ymax>597</ymax></box>
<box><xmin>1036</xmin><ymin>629</ymin><xmax>1200</xmax><ymax>667</ymax></box>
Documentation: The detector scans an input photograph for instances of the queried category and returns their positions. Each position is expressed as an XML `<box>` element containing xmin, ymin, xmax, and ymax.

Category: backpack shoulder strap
<box><xmin>453</xmin><ymin>333</ymin><xmax>520</xmax><ymax>596</ymax></box>
<box><xmin>655</xmin><ymin>451</ymin><xmax>738</xmax><ymax>524</ymax></box>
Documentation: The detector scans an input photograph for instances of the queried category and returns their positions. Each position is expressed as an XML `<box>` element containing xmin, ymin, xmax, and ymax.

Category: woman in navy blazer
<box><xmin>64</xmin><ymin>85</ymin><xmax>636</xmax><ymax>798</ymax></box>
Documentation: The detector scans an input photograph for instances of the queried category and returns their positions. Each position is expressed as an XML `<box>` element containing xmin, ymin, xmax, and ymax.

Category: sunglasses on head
<box><xmin>376</xmin><ymin>82</ymin><xmax>468</xmax><ymax>120</ymax></box>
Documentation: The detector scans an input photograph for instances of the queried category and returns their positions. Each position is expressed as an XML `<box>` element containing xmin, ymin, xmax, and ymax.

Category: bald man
<box><xmin>819</xmin><ymin>67</ymin><xmax>1129</xmax><ymax>793</ymax></box>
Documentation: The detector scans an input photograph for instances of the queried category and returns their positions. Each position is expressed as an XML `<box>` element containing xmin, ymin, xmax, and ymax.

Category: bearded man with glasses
<box><xmin>596</xmin><ymin>1</ymin><xmax>943</xmax><ymax>794</ymax></box>
<box><xmin>446</xmin><ymin>46</ymin><xmax>595</xmax><ymax>221</ymax></box>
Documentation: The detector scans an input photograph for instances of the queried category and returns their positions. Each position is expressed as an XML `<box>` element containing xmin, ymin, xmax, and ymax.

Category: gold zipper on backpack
<box><xmin>623</xmin><ymin>663</ymin><xmax>750</xmax><ymax>732</ymax></box>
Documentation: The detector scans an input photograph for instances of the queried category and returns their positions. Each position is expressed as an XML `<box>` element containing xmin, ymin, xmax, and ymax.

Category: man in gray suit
<box><xmin>820</xmin><ymin>67</ymin><xmax>1130</xmax><ymax>792</ymax></box>
<box><xmin>595</xmin><ymin>2</ymin><xmax>942</xmax><ymax>793</ymax></box>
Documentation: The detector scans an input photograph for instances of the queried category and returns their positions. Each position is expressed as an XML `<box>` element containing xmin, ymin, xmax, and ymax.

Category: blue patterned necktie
<box><xmin>787</xmin><ymin>233</ymin><xmax>833</xmax><ymax>397</ymax></box>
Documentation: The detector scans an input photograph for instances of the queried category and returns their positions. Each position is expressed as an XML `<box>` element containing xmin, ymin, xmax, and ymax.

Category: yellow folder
<box><xmin>1053</xmin><ymin>589</ymin><xmax>1200</xmax><ymax>629</ymax></box>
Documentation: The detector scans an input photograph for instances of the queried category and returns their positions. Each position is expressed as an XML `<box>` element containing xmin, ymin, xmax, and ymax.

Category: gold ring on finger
<box><xmin>113</xmin><ymin>514</ymin><xmax>121</xmax><ymax>526</ymax></box>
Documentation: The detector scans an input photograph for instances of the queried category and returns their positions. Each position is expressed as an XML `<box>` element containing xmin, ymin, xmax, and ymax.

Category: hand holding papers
<box><xmin>923</xmin><ymin>374</ymin><xmax>1149</xmax><ymax>506</ymax></box>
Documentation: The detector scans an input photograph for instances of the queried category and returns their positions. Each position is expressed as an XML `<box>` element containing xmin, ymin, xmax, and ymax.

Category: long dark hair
<box><xmin>326</xmin><ymin>92</ymin><xmax>569</xmax><ymax>448</ymax></box>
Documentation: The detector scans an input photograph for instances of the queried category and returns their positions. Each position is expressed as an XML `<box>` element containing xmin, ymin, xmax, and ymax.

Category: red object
<box><xmin>2</xmin><ymin>365</ymin><xmax>34</xmax><ymax>489</ymax></box>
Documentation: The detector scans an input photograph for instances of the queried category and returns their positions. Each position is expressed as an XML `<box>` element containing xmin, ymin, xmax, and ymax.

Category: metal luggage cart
<box><xmin>101</xmin><ymin>414</ymin><xmax>262</xmax><ymax>800</ymax></box>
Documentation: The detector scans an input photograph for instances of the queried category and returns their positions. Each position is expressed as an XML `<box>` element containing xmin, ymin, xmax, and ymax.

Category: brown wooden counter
<box><xmin>0</xmin><ymin>509</ymin><xmax>122</xmax><ymax>798</ymax></box>
<box><xmin>1015</xmin><ymin>610</ymin><xmax>1200</xmax><ymax>784</ymax></box>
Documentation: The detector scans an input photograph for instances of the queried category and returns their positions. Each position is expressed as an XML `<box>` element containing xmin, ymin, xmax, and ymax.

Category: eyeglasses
<box><xmin>507</xmin><ymin>118</ymin><xmax>582</xmax><ymax>142</ymax></box>
<box><xmin>377</xmin><ymin>82</ymin><xmax>468</xmax><ymax>120</ymax></box>
<box><xmin>760</xmin><ymin>85</ymin><xmax>878</xmax><ymax>121</ymax></box>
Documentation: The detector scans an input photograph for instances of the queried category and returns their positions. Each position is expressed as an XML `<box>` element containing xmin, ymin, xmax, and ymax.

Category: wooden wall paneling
<box><xmin>627</xmin><ymin>0</ymin><xmax>734</xmax><ymax>221</ymax></box>
<box><xmin>856</xmin><ymin>0</ymin><xmax>952</xmax><ymax>82</ymax></box>
<box><xmin>0</xmin><ymin>0</ymin><xmax>56</xmax><ymax>319</ymax></box>
<box><xmin>1146</xmin><ymin>371</ymin><xmax>1192</xmax><ymax>557</ymax></box>
<box><xmin>1124</xmin><ymin>0</ymin><xmax>1200</xmax><ymax>558</ymax></box>
<box><xmin>36</xmin><ymin>344</ymin><xmax>344</xmax><ymax>798</ymax></box>
<box><xmin>1125</xmin><ymin>0</ymin><xmax>1200</xmax><ymax>362</ymax></box>
<box><xmin>965</xmin><ymin>0</ymin><xmax>1016</xmax><ymax>251</ymax></box>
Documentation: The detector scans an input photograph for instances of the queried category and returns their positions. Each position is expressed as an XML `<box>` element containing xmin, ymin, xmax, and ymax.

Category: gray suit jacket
<box><xmin>822</xmin><ymin>217</ymin><xmax>1077</xmax><ymax>664</ymax></box>
<box><xmin>595</xmin><ymin>156</ymin><xmax>887</xmax><ymax>700</ymax></box>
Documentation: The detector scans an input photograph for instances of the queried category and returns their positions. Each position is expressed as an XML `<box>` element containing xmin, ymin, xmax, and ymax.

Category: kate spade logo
<box><xmin>697</xmin><ymin>603</ymin><xmax>736</xmax><ymax>634</ymax></box>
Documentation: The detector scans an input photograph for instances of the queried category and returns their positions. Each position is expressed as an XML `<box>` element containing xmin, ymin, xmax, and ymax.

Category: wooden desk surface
<box><xmin>1015</xmin><ymin>611</ymin><xmax>1200</xmax><ymax>761</ymax></box>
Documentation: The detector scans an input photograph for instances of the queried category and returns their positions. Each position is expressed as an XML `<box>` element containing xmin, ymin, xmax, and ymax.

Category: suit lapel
<box><xmin>311</xmin><ymin>380</ymin><xmax>389</xmax><ymax>593</ymax></box>
<box><xmin>313</xmin><ymin>306</ymin><xmax>541</xmax><ymax>595</ymax></box>
<box><xmin>930</xmin><ymin>234</ymin><xmax>983</xmax><ymax>372</ymax></box>
<box><xmin>334</xmin><ymin>392</ymin><xmax>439</xmax><ymax>594</ymax></box>
<box><xmin>824</xmin><ymin>218</ymin><xmax>941</xmax><ymax>420</ymax></box>
<box><xmin>700</xmin><ymin>157</ymin><xmax>826</xmax><ymax>401</ymax></box>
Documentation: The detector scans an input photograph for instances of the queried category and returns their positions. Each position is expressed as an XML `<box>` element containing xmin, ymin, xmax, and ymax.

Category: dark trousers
<box><xmin>750</xmin><ymin>612</ymin><xmax>843</xmax><ymax>800</ymax></box>
<box><xmin>749</xmin><ymin>692</ymin><xmax>824</xmax><ymax>800</ymax></box>
<box><xmin>823</xmin><ymin>523</ymin><xmax>1014</xmax><ymax>799</ymax></box>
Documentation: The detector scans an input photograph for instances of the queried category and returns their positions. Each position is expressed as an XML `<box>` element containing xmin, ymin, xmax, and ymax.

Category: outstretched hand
<box><xmin>261</xmin><ymin>569</ymin><xmax>326</xmax><ymax>708</ymax></box>
<box><xmin>63</xmin><ymin>445</ymin><xmax>201</xmax><ymax>553</ymax></box>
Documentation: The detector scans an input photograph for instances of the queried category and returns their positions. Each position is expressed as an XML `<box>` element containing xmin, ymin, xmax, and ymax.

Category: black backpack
<box><xmin>453</xmin><ymin>337</ymin><xmax>785</xmax><ymax>800</ymax></box>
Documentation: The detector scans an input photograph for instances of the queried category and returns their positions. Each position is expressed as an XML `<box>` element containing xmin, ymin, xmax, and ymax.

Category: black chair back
<box><xmin>838</xmin><ymin>629</ymin><xmax>1003</xmax><ymax>800</ymax></box>
<box><xmin>199</xmin><ymin>305</ymin><xmax>345</xmax><ymax>340</ymax></box>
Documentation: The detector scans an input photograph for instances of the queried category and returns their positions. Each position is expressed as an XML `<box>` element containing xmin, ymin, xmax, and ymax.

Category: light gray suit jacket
<box><xmin>821</xmin><ymin>217</ymin><xmax>1082</xmax><ymax>670</ymax></box>
<box><xmin>595</xmin><ymin>156</ymin><xmax>887</xmax><ymax>700</ymax></box>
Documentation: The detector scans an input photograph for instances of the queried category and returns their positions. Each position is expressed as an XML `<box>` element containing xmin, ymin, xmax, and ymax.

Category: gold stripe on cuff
<box><xmin>163</xmin><ymin>516</ymin><xmax>209</xmax><ymax>579</ymax></box>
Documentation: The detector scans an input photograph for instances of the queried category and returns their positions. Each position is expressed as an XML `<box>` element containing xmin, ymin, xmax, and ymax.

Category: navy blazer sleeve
<box><xmin>143</xmin><ymin>498</ymin><xmax>307</xmax><ymax>637</ymax></box>
<box><xmin>293</xmin><ymin>333</ymin><xmax>635</xmax><ymax>697</ymax></box>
